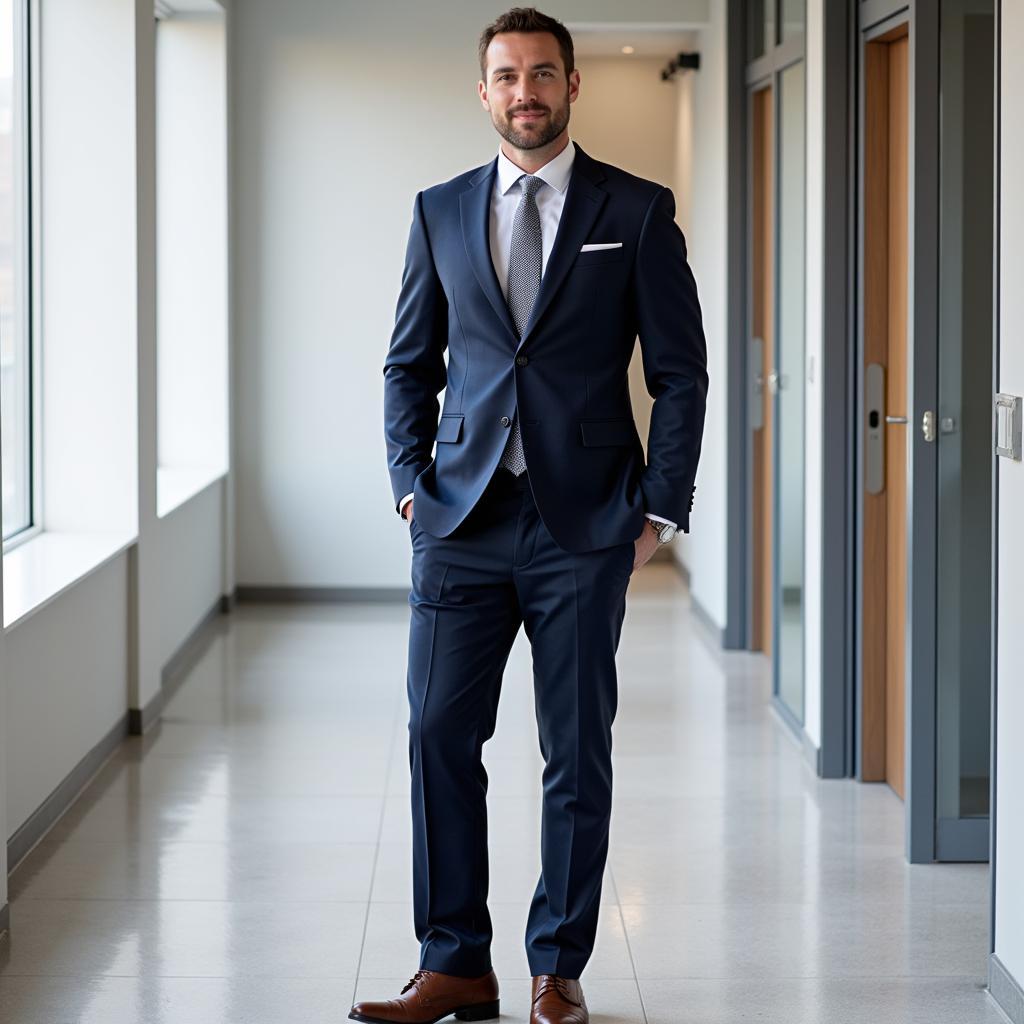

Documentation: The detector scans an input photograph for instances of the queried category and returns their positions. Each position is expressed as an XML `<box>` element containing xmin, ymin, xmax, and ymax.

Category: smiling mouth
<box><xmin>513</xmin><ymin>110</ymin><xmax>546</xmax><ymax>118</ymax></box>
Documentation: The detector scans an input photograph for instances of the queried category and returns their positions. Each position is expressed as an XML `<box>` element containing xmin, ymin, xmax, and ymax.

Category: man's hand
<box><xmin>632</xmin><ymin>519</ymin><xmax>660</xmax><ymax>572</ymax></box>
<box><xmin>403</xmin><ymin>499</ymin><xmax>414</xmax><ymax>523</ymax></box>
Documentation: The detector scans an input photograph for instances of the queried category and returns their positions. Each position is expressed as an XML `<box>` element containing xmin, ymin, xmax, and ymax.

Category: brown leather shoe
<box><xmin>530</xmin><ymin>974</ymin><xmax>589</xmax><ymax>1024</ymax></box>
<box><xmin>349</xmin><ymin>968</ymin><xmax>500</xmax><ymax>1023</ymax></box>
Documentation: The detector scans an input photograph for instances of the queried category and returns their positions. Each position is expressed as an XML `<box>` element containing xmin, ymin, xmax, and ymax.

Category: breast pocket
<box><xmin>574</xmin><ymin>246</ymin><xmax>626</xmax><ymax>269</ymax></box>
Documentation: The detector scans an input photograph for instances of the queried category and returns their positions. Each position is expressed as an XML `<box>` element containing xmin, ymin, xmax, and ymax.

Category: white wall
<box><xmin>674</xmin><ymin>0</ymin><xmax>728</xmax><ymax>628</ymax></box>
<box><xmin>40</xmin><ymin>0</ymin><xmax>138</xmax><ymax>537</ymax></box>
<box><xmin>229</xmin><ymin>0</ymin><xmax>710</xmax><ymax>589</ymax></box>
<box><xmin>994</xmin><ymin>0</ymin><xmax>1024</xmax><ymax>994</ymax></box>
<box><xmin>4</xmin><ymin>558</ymin><xmax>131</xmax><ymax>833</ymax></box>
<box><xmin>569</xmin><ymin>54</ymin><xmax>681</xmax><ymax>461</ymax></box>
<box><xmin>156</xmin><ymin>15</ymin><xmax>229</xmax><ymax>477</ymax></box>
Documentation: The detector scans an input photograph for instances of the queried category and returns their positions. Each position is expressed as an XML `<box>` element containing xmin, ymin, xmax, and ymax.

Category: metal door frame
<box><xmin>738</xmin><ymin>0</ymin><xmax>809</xmax><ymax>745</ymax></box>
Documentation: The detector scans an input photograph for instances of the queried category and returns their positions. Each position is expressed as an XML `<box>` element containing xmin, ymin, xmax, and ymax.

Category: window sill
<box><xmin>157</xmin><ymin>465</ymin><xmax>228</xmax><ymax>518</ymax></box>
<box><xmin>3</xmin><ymin>530</ymin><xmax>137</xmax><ymax>631</ymax></box>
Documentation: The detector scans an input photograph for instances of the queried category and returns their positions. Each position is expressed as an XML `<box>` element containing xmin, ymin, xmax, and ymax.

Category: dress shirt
<box><xmin>399</xmin><ymin>137</ymin><xmax>675</xmax><ymax>532</ymax></box>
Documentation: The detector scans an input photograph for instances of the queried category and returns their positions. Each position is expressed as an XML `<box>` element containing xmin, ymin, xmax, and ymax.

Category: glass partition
<box><xmin>935</xmin><ymin>0</ymin><xmax>995</xmax><ymax>833</ymax></box>
<box><xmin>775</xmin><ymin>60</ymin><xmax>806</xmax><ymax>723</ymax></box>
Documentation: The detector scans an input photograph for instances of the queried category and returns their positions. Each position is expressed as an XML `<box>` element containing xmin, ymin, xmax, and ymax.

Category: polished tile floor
<box><xmin>0</xmin><ymin>564</ymin><xmax>1005</xmax><ymax>1023</ymax></box>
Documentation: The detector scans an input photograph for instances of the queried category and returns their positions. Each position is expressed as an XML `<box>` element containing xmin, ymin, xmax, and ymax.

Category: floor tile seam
<box><xmin>0</xmin><ymin>971</ymin><xmax>992</xmax><ymax>982</ymax></box>
<box><xmin>10</xmin><ymin>896</ymin><xmax>386</xmax><ymax>904</ymax></box>
<box><xmin>616</xmin><ymin>899</ymin><xmax>989</xmax><ymax>908</ymax></box>
<box><xmin>350</xmin><ymin>689</ymin><xmax>405</xmax><ymax>1008</ymax></box>
<box><xmin>359</xmin><ymin>899</ymin><xmax>620</xmax><ymax>906</ymax></box>
<box><xmin>0</xmin><ymin>972</ymin><xmax>366</xmax><ymax>980</ymax></box>
<box><xmin>26</xmin><ymin>833</ymin><xmax>388</xmax><ymax>842</ymax></box>
<box><xmin>631</xmin><ymin>971</ymin><xmax>995</xmax><ymax>981</ymax></box>
<box><xmin>355</xmin><ymin>973</ymin><xmax>642</xmax><ymax>981</ymax></box>
<box><xmin>608</xmin><ymin>865</ymin><xmax>649</xmax><ymax>1024</ymax></box>
<box><xmin>17</xmin><ymin>839</ymin><xmax>384</xmax><ymax>851</ymax></box>
<box><xmin>62</xmin><ymin>792</ymin><xmax>406</xmax><ymax>799</ymax></box>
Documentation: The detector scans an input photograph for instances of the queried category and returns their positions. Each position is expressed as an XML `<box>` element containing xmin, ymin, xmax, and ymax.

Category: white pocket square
<box><xmin>579</xmin><ymin>242</ymin><xmax>623</xmax><ymax>251</ymax></box>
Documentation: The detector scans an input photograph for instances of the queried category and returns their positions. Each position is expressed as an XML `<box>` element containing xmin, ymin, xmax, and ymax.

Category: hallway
<box><xmin>0</xmin><ymin>567</ymin><xmax>1001</xmax><ymax>1023</ymax></box>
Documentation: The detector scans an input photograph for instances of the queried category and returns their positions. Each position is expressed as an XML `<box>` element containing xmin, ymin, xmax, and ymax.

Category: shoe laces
<box><xmin>536</xmin><ymin>974</ymin><xmax>577</xmax><ymax>1004</ymax></box>
<box><xmin>401</xmin><ymin>969</ymin><xmax>433</xmax><ymax>995</ymax></box>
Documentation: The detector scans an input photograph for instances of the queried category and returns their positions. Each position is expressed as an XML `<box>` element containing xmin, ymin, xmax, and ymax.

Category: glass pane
<box><xmin>747</xmin><ymin>0</ymin><xmax>770</xmax><ymax>62</ymax></box>
<box><xmin>936</xmin><ymin>0</ymin><xmax>995</xmax><ymax>821</ymax></box>
<box><xmin>780</xmin><ymin>0</ymin><xmax>805</xmax><ymax>42</ymax></box>
<box><xmin>775</xmin><ymin>61</ymin><xmax>805</xmax><ymax>721</ymax></box>
<box><xmin>0</xmin><ymin>0</ymin><xmax>30</xmax><ymax>541</ymax></box>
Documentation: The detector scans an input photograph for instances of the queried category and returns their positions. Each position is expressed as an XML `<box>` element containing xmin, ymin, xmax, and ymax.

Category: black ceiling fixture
<box><xmin>661</xmin><ymin>52</ymin><xmax>701</xmax><ymax>81</ymax></box>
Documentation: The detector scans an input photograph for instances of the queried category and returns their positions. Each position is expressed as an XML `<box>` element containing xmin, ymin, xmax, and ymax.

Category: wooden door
<box><xmin>862</xmin><ymin>27</ymin><xmax>909</xmax><ymax>798</ymax></box>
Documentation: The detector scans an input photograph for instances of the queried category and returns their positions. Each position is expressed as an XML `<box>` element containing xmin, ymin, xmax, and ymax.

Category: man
<box><xmin>351</xmin><ymin>8</ymin><xmax>707</xmax><ymax>1024</ymax></box>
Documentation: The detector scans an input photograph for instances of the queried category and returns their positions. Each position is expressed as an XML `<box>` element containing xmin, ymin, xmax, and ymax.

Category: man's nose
<box><xmin>514</xmin><ymin>83</ymin><xmax>538</xmax><ymax>106</ymax></box>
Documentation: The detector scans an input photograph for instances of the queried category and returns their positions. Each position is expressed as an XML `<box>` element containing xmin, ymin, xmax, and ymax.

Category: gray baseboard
<box><xmin>689</xmin><ymin>591</ymin><xmax>725</xmax><ymax>647</ymax></box>
<box><xmin>7</xmin><ymin>710</ymin><xmax>130</xmax><ymax>873</ymax></box>
<box><xmin>235</xmin><ymin>585</ymin><xmax>409</xmax><ymax>603</ymax></box>
<box><xmin>670</xmin><ymin>555</ymin><xmax>725</xmax><ymax>647</ymax></box>
<box><xmin>129</xmin><ymin>595</ymin><xmax>228</xmax><ymax>735</ymax></box>
<box><xmin>990</xmin><ymin>953</ymin><xmax>1024</xmax><ymax>1024</ymax></box>
<box><xmin>802</xmin><ymin>726</ymin><xmax>822</xmax><ymax>775</ymax></box>
<box><xmin>672</xmin><ymin>553</ymin><xmax>691</xmax><ymax>588</ymax></box>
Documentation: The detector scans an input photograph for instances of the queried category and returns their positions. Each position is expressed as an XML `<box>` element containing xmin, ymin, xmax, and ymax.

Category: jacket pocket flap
<box><xmin>436</xmin><ymin>414</ymin><xmax>464</xmax><ymax>443</ymax></box>
<box><xmin>579</xmin><ymin>417</ymin><xmax>636</xmax><ymax>446</ymax></box>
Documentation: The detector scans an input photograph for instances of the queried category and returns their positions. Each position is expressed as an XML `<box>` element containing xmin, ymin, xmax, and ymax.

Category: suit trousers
<box><xmin>405</xmin><ymin>465</ymin><xmax>635</xmax><ymax>980</ymax></box>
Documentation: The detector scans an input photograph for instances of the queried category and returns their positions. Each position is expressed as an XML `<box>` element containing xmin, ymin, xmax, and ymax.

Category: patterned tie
<box><xmin>498</xmin><ymin>173</ymin><xmax>544</xmax><ymax>475</ymax></box>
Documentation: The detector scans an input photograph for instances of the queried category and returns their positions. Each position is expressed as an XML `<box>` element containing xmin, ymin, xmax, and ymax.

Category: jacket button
<box><xmin>516</xmin><ymin>354</ymin><xmax>529</xmax><ymax>366</ymax></box>
<box><xmin>500</xmin><ymin>415</ymin><xmax>511</xmax><ymax>427</ymax></box>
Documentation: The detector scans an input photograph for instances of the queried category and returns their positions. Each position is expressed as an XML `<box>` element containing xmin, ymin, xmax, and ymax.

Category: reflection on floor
<box><xmin>0</xmin><ymin>564</ymin><xmax>1002</xmax><ymax>1022</ymax></box>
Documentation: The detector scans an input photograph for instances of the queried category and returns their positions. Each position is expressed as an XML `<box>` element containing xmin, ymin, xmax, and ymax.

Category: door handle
<box><xmin>922</xmin><ymin>410</ymin><xmax>937</xmax><ymax>442</ymax></box>
<box><xmin>886</xmin><ymin>415</ymin><xmax>908</xmax><ymax>424</ymax></box>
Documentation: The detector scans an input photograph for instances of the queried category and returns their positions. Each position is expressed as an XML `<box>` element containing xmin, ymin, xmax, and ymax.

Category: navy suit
<box><xmin>384</xmin><ymin>141</ymin><xmax>707</xmax><ymax>979</ymax></box>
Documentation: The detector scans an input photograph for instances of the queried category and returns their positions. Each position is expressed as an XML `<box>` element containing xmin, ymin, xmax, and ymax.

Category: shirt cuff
<box><xmin>398</xmin><ymin>493</ymin><xmax>414</xmax><ymax>517</ymax></box>
<box><xmin>645</xmin><ymin>512</ymin><xmax>677</xmax><ymax>529</ymax></box>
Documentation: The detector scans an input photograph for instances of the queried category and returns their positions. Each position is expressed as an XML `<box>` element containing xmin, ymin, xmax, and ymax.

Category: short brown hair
<box><xmin>478</xmin><ymin>7</ymin><xmax>575</xmax><ymax>81</ymax></box>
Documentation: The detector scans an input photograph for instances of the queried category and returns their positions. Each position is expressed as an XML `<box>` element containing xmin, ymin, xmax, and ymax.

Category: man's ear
<box><xmin>568</xmin><ymin>69</ymin><xmax>580</xmax><ymax>103</ymax></box>
<box><xmin>478</xmin><ymin>79</ymin><xmax>490</xmax><ymax>110</ymax></box>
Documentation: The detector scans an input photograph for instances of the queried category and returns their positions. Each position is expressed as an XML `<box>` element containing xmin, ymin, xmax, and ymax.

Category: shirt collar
<box><xmin>495</xmin><ymin>137</ymin><xmax>575</xmax><ymax>196</ymax></box>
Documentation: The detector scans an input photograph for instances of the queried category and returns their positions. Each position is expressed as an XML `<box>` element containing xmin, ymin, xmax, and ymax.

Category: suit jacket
<box><xmin>383</xmin><ymin>140</ymin><xmax>708</xmax><ymax>554</ymax></box>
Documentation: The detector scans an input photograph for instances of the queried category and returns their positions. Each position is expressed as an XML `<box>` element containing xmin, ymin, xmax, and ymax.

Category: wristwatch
<box><xmin>645</xmin><ymin>516</ymin><xmax>677</xmax><ymax>545</ymax></box>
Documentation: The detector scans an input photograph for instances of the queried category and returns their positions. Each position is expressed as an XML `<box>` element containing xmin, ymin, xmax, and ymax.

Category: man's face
<box><xmin>479</xmin><ymin>32</ymin><xmax>579</xmax><ymax>150</ymax></box>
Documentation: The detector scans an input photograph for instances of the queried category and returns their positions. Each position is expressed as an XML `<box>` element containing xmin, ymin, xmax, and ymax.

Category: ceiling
<box><xmin>568</xmin><ymin>25</ymin><xmax>700</xmax><ymax>60</ymax></box>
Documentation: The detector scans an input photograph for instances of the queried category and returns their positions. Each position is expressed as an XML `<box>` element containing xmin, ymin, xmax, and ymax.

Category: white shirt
<box><xmin>488</xmin><ymin>135</ymin><xmax>575</xmax><ymax>300</ymax></box>
<box><xmin>400</xmin><ymin>137</ymin><xmax>674</xmax><ymax>531</ymax></box>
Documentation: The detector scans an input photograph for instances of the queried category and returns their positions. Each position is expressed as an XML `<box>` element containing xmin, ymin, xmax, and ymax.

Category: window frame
<box><xmin>2</xmin><ymin>0</ymin><xmax>41</xmax><ymax>552</ymax></box>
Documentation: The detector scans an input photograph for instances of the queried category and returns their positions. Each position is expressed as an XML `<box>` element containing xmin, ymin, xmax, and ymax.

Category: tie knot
<box><xmin>519</xmin><ymin>174</ymin><xmax>543</xmax><ymax>200</ymax></box>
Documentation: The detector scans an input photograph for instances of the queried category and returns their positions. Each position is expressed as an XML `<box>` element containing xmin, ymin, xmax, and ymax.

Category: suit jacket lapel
<box><xmin>458</xmin><ymin>141</ymin><xmax>610</xmax><ymax>352</ymax></box>
<box><xmin>516</xmin><ymin>143</ymin><xmax>608</xmax><ymax>353</ymax></box>
<box><xmin>460</xmin><ymin>157</ymin><xmax>520</xmax><ymax>346</ymax></box>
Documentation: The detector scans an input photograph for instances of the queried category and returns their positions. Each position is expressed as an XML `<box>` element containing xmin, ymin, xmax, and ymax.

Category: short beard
<box><xmin>493</xmin><ymin>97</ymin><xmax>570</xmax><ymax>151</ymax></box>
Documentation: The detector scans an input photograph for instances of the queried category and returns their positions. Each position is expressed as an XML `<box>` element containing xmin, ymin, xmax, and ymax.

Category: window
<box><xmin>0</xmin><ymin>0</ymin><xmax>32</xmax><ymax>543</ymax></box>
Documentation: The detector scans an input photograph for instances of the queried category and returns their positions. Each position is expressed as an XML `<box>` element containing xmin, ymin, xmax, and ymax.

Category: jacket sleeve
<box><xmin>633</xmin><ymin>185</ymin><xmax>709</xmax><ymax>532</ymax></box>
<box><xmin>383</xmin><ymin>190</ymin><xmax>449</xmax><ymax>513</ymax></box>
